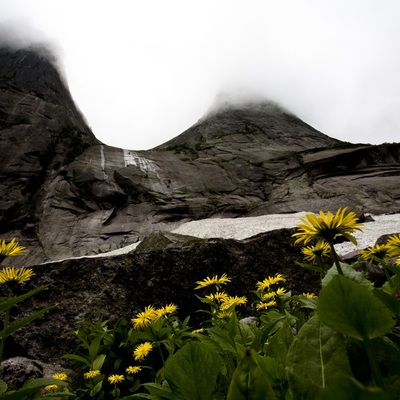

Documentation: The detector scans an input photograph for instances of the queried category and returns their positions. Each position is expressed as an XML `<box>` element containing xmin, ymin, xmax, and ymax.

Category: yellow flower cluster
<box><xmin>131</xmin><ymin>303</ymin><xmax>178</xmax><ymax>329</ymax></box>
<box><xmin>358</xmin><ymin>234</ymin><xmax>400</xmax><ymax>266</ymax></box>
<box><xmin>255</xmin><ymin>274</ymin><xmax>287</xmax><ymax>311</ymax></box>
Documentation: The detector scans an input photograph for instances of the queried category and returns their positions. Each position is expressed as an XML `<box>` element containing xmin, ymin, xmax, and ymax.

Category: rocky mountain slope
<box><xmin>1</xmin><ymin>45</ymin><xmax>400</xmax><ymax>267</ymax></box>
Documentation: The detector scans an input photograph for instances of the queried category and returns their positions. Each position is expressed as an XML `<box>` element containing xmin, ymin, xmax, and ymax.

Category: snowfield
<box><xmin>86</xmin><ymin>212</ymin><xmax>400</xmax><ymax>260</ymax></box>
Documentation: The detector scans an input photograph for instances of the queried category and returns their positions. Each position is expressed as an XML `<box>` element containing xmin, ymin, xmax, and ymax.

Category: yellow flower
<box><xmin>155</xmin><ymin>303</ymin><xmax>178</xmax><ymax>319</ymax></box>
<box><xmin>44</xmin><ymin>384</ymin><xmax>59</xmax><ymax>391</ymax></box>
<box><xmin>131</xmin><ymin>305</ymin><xmax>157</xmax><ymax>329</ymax></box>
<box><xmin>359</xmin><ymin>244</ymin><xmax>390</xmax><ymax>262</ymax></box>
<box><xmin>108</xmin><ymin>374</ymin><xmax>124</xmax><ymax>385</ymax></box>
<box><xmin>195</xmin><ymin>274</ymin><xmax>231</xmax><ymax>290</ymax></box>
<box><xmin>256</xmin><ymin>300</ymin><xmax>277</xmax><ymax>310</ymax></box>
<box><xmin>396</xmin><ymin>258</ymin><xmax>400</xmax><ymax>267</ymax></box>
<box><xmin>44</xmin><ymin>372</ymin><xmax>68</xmax><ymax>391</ymax></box>
<box><xmin>276</xmin><ymin>287</ymin><xmax>286</xmax><ymax>296</ymax></box>
<box><xmin>302</xmin><ymin>292</ymin><xmax>317</xmax><ymax>299</ymax></box>
<box><xmin>133</xmin><ymin>342</ymin><xmax>153</xmax><ymax>361</ymax></box>
<box><xmin>0</xmin><ymin>266</ymin><xmax>34</xmax><ymax>285</ymax></box>
<box><xmin>0</xmin><ymin>238</ymin><xmax>28</xmax><ymax>260</ymax></box>
<box><xmin>84</xmin><ymin>370</ymin><xmax>101</xmax><ymax>379</ymax></box>
<box><xmin>220</xmin><ymin>295</ymin><xmax>247</xmax><ymax>311</ymax></box>
<box><xmin>191</xmin><ymin>328</ymin><xmax>205</xmax><ymax>334</ymax></box>
<box><xmin>205</xmin><ymin>291</ymin><xmax>229</xmax><ymax>303</ymax></box>
<box><xmin>52</xmin><ymin>372</ymin><xmax>68</xmax><ymax>381</ymax></box>
<box><xmin>302</xmin><ymin>240</ymin><xmax>331</xmax><ymax>263</ymax></box>
<box><xmin>292</xmin><ymin>207</ymin><xmax>363</xmax><ymax>245</ymax></box>
<box><xmin>256</xmin><ymin>274</ymin><xmax>286</xmax><ymax>291</ymax></box>
<box><xmin>386</xmin><ymin>234</ymin><xmax>400</xmax><ymax>257</ymax></box>
<box><xmin>126</xmin><ymin>366</ymin><xmax>142</xmax><ymax>374</ymax></box>
<box><xmin>261</xmin><ymin>292</ymin><xmax>276</xmax><ymax>301</ymax></box>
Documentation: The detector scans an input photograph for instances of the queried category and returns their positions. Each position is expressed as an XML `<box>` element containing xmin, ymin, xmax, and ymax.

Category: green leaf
<box><xmin>164</xmin><ymin>341</ymin><xmax>222</xmax><ymax>400</ymax></box>
<box><xmin>90</xmin><ymin>380</ymin><xmax>103</xmax><ymax>396</ymax></box>
<box><xmin>373</xmin><ymin>289</ymin><xmax>400</xmax><ymax>320</ymax></box>
<box><xmin>322</xmin><ymin>263</ymin><xmax>372</xmax><ymax>288</ymax></box>
<box><xmin>286</xmin><ymin>315</ymin><xmax>351</xmax><ymax>398</ymax></box>
<box><xmin>291</xmin><ymin>295</ymin><xmax>318</xmax><ymax>310</ymax></box>
<box><xmin>0</xmin><ymin>305</ymin><xmax>56</xmax><ymax>338</ymax></box>
<box><xmin>317</xmin><ymin>275</ymin><xmax>395</xmax><ymax>340</ymax></box>
<box><xmin>143</xmin><ymin>382</ymin><xmax>173</xmax><ymax>399</ymax></box>
<box><xmin>0</xmin><ymin>285</ymin><xmax>48</xmax><ymax>313</ymax></box>
<box><xmin>227</xmin><ymin>348</ymin><xmax>276</xmax><ymax>400</ymax></box>
<box><xmin>207</xmin><ymin>326</ymin><xmax>240</xmax><ymax>357</ymax></box>
<box><xmin>322</xmin><ymin>376</ymin><xmax>391</xmax><ymax>400</ymax></box>
<box><xmin>92</xmin><ymin>354</ymin><xmax>106</xmax><ymax>370</ymax></box>
<box><xmin>264</xmin><ymin>318</ymin><xmax>294</xmax><ymax>365</ymax></box>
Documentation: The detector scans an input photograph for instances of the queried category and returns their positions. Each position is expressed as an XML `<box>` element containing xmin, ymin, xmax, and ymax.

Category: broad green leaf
<box><xmin>90</xmin><ymin>380</ymin><xmax>103</xmax><ymax>396</ymax></box>
<box><xmin>0</xmin><ymin>285</ymin><xmax>48</xmax><ymax>313</ymax></box>
<box><xmin>227</xmin><ymin>348</ymin><xmax>276</xmax><ymax>400</ymax></box>
<box><xmin>291</xmin><ymin>295</ymin><xmax>318</xmax><ymax>310</ymax></box>
<box><xmin>322</xmin><ymin>376</ymin><xmax>391</xmax><ymax>400</ymax></box>
<box><xmin>164</xmin><ymin>341</ymin><xmax>222</xmax><ymax>400</ymax></box>
<box><xmin>286</xmin><ymin>315</ymin><xmax>351</xmax><ymax>399</ymax></box>
<box><xmin>373</xmin><ymin>289</ymin><xmax>400</xmax><ymax>320</ymax></box>
<box><xmin>317</xmin><ymin>275</ymin><xmax>395</xmax><ymax>340</ymax></box>
<box><xmin>92</xmin><ymin>354</ymin><xmax>106</xmax><ymax>370</ymax></box>
<box><xmin>265</xmin><ymin>318</ymin><xmax>294</xmax><ymax>365</ymax></box>
<box><xmin>322</xmin><ymin>263</ymin><xmax>372</xmax><ymax>288</ymax></box>
<box><xmin>208</xmin><ymin>326</ymin><xmax>240</xmax><ymax>356</ymax></box>
<box><xmin>143</xmin><ymin>382</ymin><xmax>173</xmax><ymax>399</ymax></box>
<box><xmin>372</xmin><ymin>337</ymin><xmax>400</xmax><ymax>395</ymax></box>
<box><xmin>0</xmin><ymin>305</ymin><xmax>56</xmax><ymax>338</ymax></box>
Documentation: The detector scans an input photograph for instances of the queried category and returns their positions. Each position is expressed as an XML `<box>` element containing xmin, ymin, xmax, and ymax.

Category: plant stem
<box><xmin>382</xmin><ymin>264</ymin><xmax>394</xmax><ymax>293</ymax></box>
<box><xmin>329</xmin><ymin>243</ymin><xmax>343</xmax><ymax>275</ymax></box>
<box><xmin>0</xmin><ymin>291</ymin><xmax>12</xmax><ymax>362</ymax></box>
<box><xmin>363</xmin><ymin>337</ymin><xmax>384</xmax><ymax>388</ymax></box>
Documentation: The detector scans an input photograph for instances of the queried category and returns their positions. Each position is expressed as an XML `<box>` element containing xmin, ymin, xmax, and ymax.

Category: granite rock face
<box><xmin>1</xmin><ymin>46</ymin><xmax>400</xmax><ymax>266</ymax></box>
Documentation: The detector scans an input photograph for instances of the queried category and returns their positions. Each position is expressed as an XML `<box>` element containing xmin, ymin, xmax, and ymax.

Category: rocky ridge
<box><xmin>0</xmin><ymin>45</ymin><xmax>400</xmax><ymax>269</ymax></box>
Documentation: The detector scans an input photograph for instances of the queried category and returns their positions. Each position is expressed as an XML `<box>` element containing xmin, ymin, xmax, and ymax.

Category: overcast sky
<box><xmin>1</xmin><ymin>0</ymin><xmax>400</xmax><ymax>150</ymax></box>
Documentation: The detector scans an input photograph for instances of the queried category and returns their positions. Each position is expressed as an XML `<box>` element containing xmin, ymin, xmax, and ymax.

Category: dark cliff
<box><xmin>1</xmin><ymin>46</ymin><xmax>400</xmax><ymax>267</ymax></box>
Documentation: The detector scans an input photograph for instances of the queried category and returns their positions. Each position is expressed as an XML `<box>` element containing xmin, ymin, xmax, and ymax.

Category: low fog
<box><xmin>1</xmin><ymin>1</ymin><xmax>400</xmax><ymax>150</ymax></box>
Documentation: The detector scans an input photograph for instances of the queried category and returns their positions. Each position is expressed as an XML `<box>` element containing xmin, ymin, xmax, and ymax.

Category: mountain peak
<box><xmin>156</xmin><ymin>93</ymin><xmax>341</xmax><ymax>150</ymax></box>
<box><xmin>202</xmin><ymin>90</ymin><xmax>289</xmax><ymax>120</ymax></box>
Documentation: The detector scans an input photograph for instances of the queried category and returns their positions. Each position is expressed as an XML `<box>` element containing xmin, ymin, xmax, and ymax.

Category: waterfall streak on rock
<box><xmin>123</xmin><ymin>149</ymin><xmax>168</xmax><ymax>194</ymax></box>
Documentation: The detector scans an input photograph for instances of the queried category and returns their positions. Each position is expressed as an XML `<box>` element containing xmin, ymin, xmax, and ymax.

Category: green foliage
<box><xmin>227</xmin><ymin>348</ymin><xmax>276</xmax><ymax>400</ymax></box>
<box><xmin>3</xmin><ymin>208</ymin><xmax>400</xmax><ymax>398</ymax></box>
<box><xmin>164</xmin><ymin>342</ymin><xmax>222</xmax><ymax>400</ymax></box>
<box><xmin>286</xmin><ymin>315</ymin><xmax>351</xmax><ymax>398</ymax></box>
<box><xmin>318</xmin><ymin>275</ymin><xmax>395</xmax><ymax>340</ymax></box>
